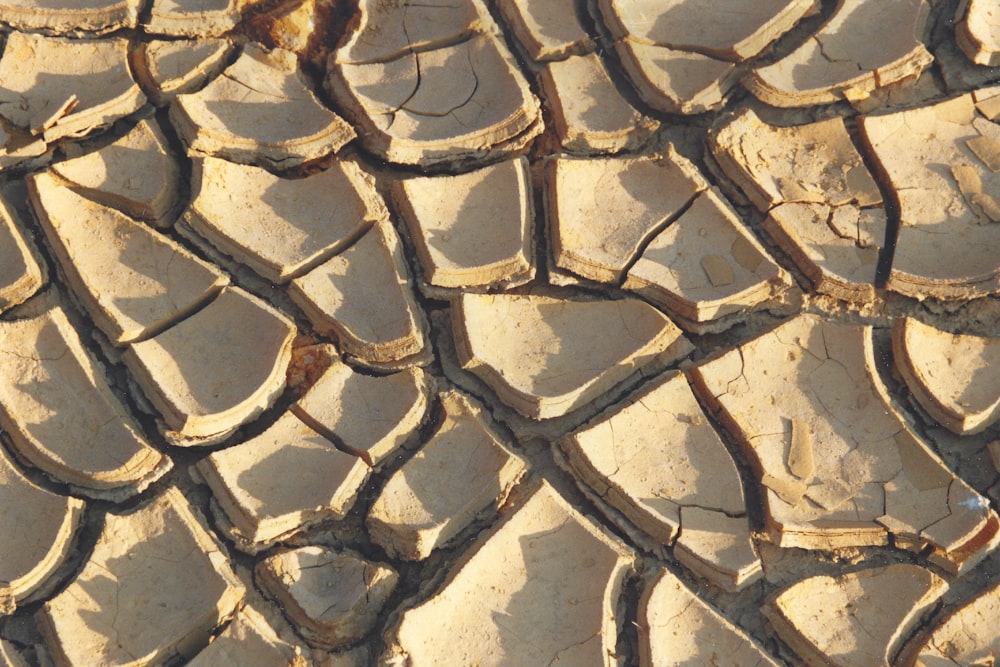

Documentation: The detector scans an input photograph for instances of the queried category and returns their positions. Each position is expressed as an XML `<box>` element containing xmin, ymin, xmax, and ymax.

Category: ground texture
<box><xmin>0</xmin><ymin>0</ymin><xmax>999</xmax><ymax>665</ymax></box>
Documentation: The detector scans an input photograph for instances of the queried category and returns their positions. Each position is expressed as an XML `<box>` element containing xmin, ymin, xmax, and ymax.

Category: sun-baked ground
<box><xmin>0</xmin><ymin>0</ymin><xmax>999</xmax><ymax>665</ymax></box>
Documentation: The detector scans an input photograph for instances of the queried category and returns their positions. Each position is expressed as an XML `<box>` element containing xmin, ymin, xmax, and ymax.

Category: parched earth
<box><xmin>1</xmin><ymin>0</ymin><xmax>1000</xmax><ymax>665</ymax></box>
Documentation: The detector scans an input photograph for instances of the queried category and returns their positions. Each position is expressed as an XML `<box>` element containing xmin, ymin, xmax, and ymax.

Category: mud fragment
<box><xmin>545</xmin><ymin>149</ymin><xmax>707</xmax><ymax>284</ymax></box>
<box><xmin>51</xmin><ymin>119</ymin><xmax>181</xmax><ymax>225</ymax></box>
<box><xmin>639</xmin><ymin>569</ymin><xmax>779</xmax><ymax>666</ymax></box>
<box><xmin>897</xmin><ymin>578</ymin><xmax>1000</xmax><ymax>667</ymax></box>
<box><xmin>29</xmin><ymin>172</ymin><xmax>228</xmax><ymax>345</ymax></box>
<box><xmin>171</xmin><ymin>44</ymin><xmax>355</xmax><ymax>169</ymax></box>
<box><xmin>0</xmin><ymin>0</ymin><xmax>139</xmax><ymax>34</ymax></box>
<box><xmin>392</xmin><ymin>157</ymin><xmax>534</xmax><ymax>293</ymax></box>
<box><xmin>748</xmin><ymin>0</ymin><xmax>933</xmax><ymax>108</ymax></box>
<box><xmin>187</xmin><ymin>605</ymin><xmax>308</xmax><ymax>667</ymax></box>
<box><xmin>893</xmin><ymin>317</ymin><xmax>1000</xmax><ymax>435</ymax></box>
<box><xmin>497</xmin><ymin>0</ymin><xmax>592</xmax><ymax>61</ymax></box>
<box><xmin>38</xmin><ymin>489</ymin><xmax>245</xmax><ymax>667</ymax></box>
<box><xmin>383</xmin><ymin>482</ymin><xmax>634</xmax><ymax>666</ymax></box>
<box><xmin>123</xmin><ymin>287</ymin><xmax>295</xmax><ymax>442</ymax></box>
<box><xmin>0</xmin><ymin>447</ymin><xmax>83</xmax><ymax>613</ymax></box>
<box><xmin>327</xmin><ymin>3</ymin><xmax>542</xmax><ymax>167</ymax></box>
<box><xmin>197</xmin><ymin>412</ymin><xmax>369</xmax><ymax>550</ymax></box>
<box><xmin>289</xmin><ymin>220</ymin><xmax>430</xmax><ymax>369</ymax></box>
<box><xmin>538</xmin><ymin>52</ymin><xmax>658</xmax><ymax>154</ymax></box>
<box><xmin>0</xmin><ymin>307</ymin><xmax>170</xmax><ymax>497</ymax></box>
<box><xmin>0</xmin><ymin>32</ymin><xmax>145</xmax><ymax>142</ymax></box>
<box><xmin>133</xmin><ymin>38</ymin><xmax>235</xmax><ymax>107</ymax></box>
<box><xmin>860</xmin><ymin>94</ymin><xmax>1000</xmax><ymax>298</ymax></box>
<box><xmin>291</xmin><ymin>359</ymin><xmax>431</xmax><ymax>467</ymax></box>
<box><xmin>368</xmin><ymin>390</ymin><xmax>526</xmax><ymax>560</ymax></box>
<box><xmin>0</xmin><ymin>197</ymin><xmax>45</xmax><ymax>314</ymax></box>
<box><xmin>560</xmin><ymin>370</ymin><xmax>760</xmax><ymax>591</ymax></box>
<box><xmin>957</xmin><ymin>0</ymin><xmax>1000</xmax><ymax>67</ymax></box>
<box><xmin>144</xmin><ymin>0</ymin><xmax>241</xmax><ymax>37</ymax></box>
<box><xmin>186</xmin><ymin>157</ymin><xmax>381</xmax><ymax>284</ymax></box>
<box><xmin>256</xmin><ymin>546</ymin><xmax>397</xmax><ymax>650</ymax></box>
<box><xmin>622</xmin><ymin>188</ymin><xmax>790</xmax><ymax>325</ymax></box>
<box><xmin>452</xmin><ymin>292</ymin><xmax>693</xmax><ymax>419</ymax></box>
<box><xmin>690</xmin><ymin>313</ymin><xmax>1000</xmax><ymax>572</ymax></box>
<box><xmin>612</xmin><ymin>41</ymin><xmax>739</xmax><ymax>115</ymax></box>
<box><xmin>767</xmin><ymin>564</ymin><xmax>947</xmax><ymax>667</ymax></box>
<box><xmin>600</xmin><ymin>0</ymin><xmax>818</xmax><ymax>61</ymax></box>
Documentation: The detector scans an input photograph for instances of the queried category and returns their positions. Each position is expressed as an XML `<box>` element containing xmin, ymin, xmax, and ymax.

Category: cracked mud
<box><xmin>1</xmin><ymin>0</ymin><xmax>1000</xmax><ymax>666</ymax></box>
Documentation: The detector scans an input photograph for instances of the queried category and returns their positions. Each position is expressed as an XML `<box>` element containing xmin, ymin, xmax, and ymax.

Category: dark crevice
<box><xmin>844</xmin><ymin>117</ymin><xmax>901</xmax><ymax>288</ymax></box>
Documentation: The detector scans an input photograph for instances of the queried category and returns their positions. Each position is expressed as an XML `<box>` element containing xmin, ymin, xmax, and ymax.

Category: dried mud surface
<box><xmin>1</xmin><ymin>0</ymin><xmax>999</xmax><ymax>666</ymax></box>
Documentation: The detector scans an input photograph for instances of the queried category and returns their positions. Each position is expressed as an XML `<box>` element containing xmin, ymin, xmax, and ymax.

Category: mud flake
<box><xmin>899</xmin><ymin>578</ymin><xmax>1000</xmax><ymax>666</ymax></box>
<box><xmin>51</xmin><ymin>119</ymin><xmax>181</xmax><ymax>225</ymax></box>
<box><xmin>957</xmin><ymin>0</ymin><xmax>1000</xmax><ymax>67</ymax></box>
<box><xmin>859</xmin><ymin>94</ymin><xmax>1000</xmax><ymax>298</ymax></box>
<box><xmin>144</xmin><ymin>0</ymin><xmax>241</xmax><ymax>37</ymax></box>
<box><xmin>170</xmin><ymin>43</ymin><xmax>354</xmax><ymax>169</ymax></box>
<box><xmin>186</xmin><ymin>157</ymin><xmax>382</xmax><ymax>284</ymax></box>
<box><xmin>0</xmin><ymin>307</ymin><xmax>169</xmax><ymax>497</ymax></box>
<box><xmin>452</xmin><ymin>292</ymin><xmax>692</xmax><ymax>419</ymax></box>
<box><xmin>689</xmin><ymin>313</ymin><xmax>998</xmax><ymax>570</ymax></box>
<box><xmin>187</xmin><ymin>605</ymin><xmax>307</xmax><ymax>666</ymax></box>
<box><xmin>559</xmin><ymin>370</ymin><xmax>758</xmax><ymax>590</ymax></box>
<box><xmin>639</xmin><ymin>568</ymin><xmax>779</xmax><ymax>666</ymax></box>
<box><xmin>893</xmin><ymin>317</ymin><xmax>1000</xmax><ymax>435</ymax></box>
<box><xmin>29</xmin><ymin>172</ymin><xmax>228</xmax><ymax>345</ymax></box>
<box><xmin>0</xmin><ymin>32</ymin><xmax>145</xmax><ymax>142</ymax></box>
<box><xmin>328</xmin><ymin>23</ymin><xmax>541</xmax><ymax>167</ymax></box>
<box><xmin>289</xmin><ymin>220</ymin><xmax>429</xmax><ymax>369</ymax></box>
<box><xmin>0</xmin><ymin>447</ymin><xmax>84</xmax><ymax>612</ymax></box>
<box><xmin>545</xmin><ymin>149</ymin><xmax>707</xmax><ymax>285</ymax></box>
<box><xmin>382</xmin><ymin>482</ymin><xmax>633</xmax><ymax>666</ymax></box>
<box><xmin>256</xmin><ymin>546</ymin><xmax>397</xmax><ymax>650</ymax></box>
<box><xmin>133</xmin><ymin>38</ymin><xmax>234</xmax><ymax>106</ymax></box>
<box><xmin>497</xmin><ymin>0</ymin><xmax>592</xmax><ymax>61</ymax></box>
<box><xmin>747</xmin><ymin>0</ymin><xmax>933</xmax><ymax>108</ymax></box>
<box><xmin>292</xmin><ymin>359</ymin><xmax>431</xmax><ymax>467</ymax></box>
<box><xmin>767</xmin><ymin>564</ymin><xmax>947</xmax><ymax>667</ymax></box>
<box><xmin>599</xmin><ymin>0</ymin><xmax>817</xmax><ymax>61</ymax></box>
<box><xmin>197</xmin><ymin>412</ymin><xmax>370</xmax><ymax>551</ymax></box>
<box><xmin>538</xmin><ymin>52</ymin><xmax>658</xmax><ymax>154</ymax></box>
<box><xmin>623</xmin><ymin>189</ymin><xmax>789</xmax><ymax>326</ymax></box>
<box><xmin>37</xmin><ymin>489</ymin><xmax>246</xmax><ymax>666</ymax></box>
<box><xmin>392</xmin><ymin>157</ymin><xmax>534</xmax><ymax>293</ymax></box>
<box><xmin>123</xmin><ymin>287</ymin><xmax>295</xmax><ymax>442</ymax></box>
<box><xmin>0</xmin><ymin>197</ymin><xmax>44</xmax><ymax>313</ymax></box>
<box><xmin>367</xmin><ymin>390</ymin><xmax>526</xmax><ymax>560</ymax></box>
